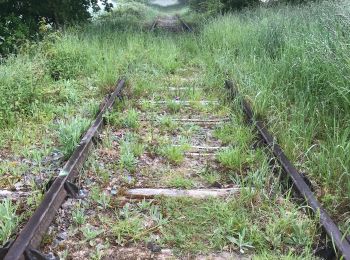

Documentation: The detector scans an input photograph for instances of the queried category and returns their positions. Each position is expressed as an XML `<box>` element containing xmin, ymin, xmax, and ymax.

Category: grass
<box><xmin>157</xmin><ymin>115</ymin><xmax>177</xmax><ymax>133</ymax></box>
<box><xmin>58</xmin><ymin>117</ymin><xmax>91</xmax><ymax>158</ymax></box>
<box><xmin>72</xmin><ymin>203</ymin><xmax>86</xmax><ymax>226</ymax></box>
<box><xmin>166</xmin><ymin>100</ymin><xmax>181</xmax><ymax>114</ymax></box>
<box><xmin>196</xmin><ymin>1</ymin><xmax>350</xmax><ymax>217</ymax></box>
<box><xmin>108</xmin><ymin>108</ymin><xmax>140</xmax><ymax>129</ymax></box>
<box><xmin>159</xmin><ymin>144</ymin><xmax>189</xmax><ymax>165</ymax></box>
<box><xmin>200</xmin><ymin>169</ymin><xmax>221</xmax><ymax>185</ymax></box>
<box><xmin>160</xmin><ymin>196</ymin><xmax>316</xmax><ymax>256</ymax></box>
<box><xmin>167</xmin><ymin>175</ymin><xmax>194</xmax><ymax>189</ymax></box>
<box><xmin>216</xmin><ymin>146</ymin><xmax>255</xmax><ymax>171</ymax></box>
<box><xmin>118</xmin><ymin>133</ymin><xmax>144</xmax><ymax>172</ymax></box>
<box><xmin>0</xmin><ymin>199</ymin><xmax>18</xmax><ymax>245</ymax></box>
<box><xmin>214</xmin><ymin>123</ymin><xmax>253</xmax><ymax>146</ymax></box>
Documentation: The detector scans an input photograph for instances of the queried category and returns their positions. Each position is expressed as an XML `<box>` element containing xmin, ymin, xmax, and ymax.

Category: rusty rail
<box><xmin>225</xmin><ymin>80</ymin><xmax>350</xmax><ymax>259</ymax></box>
<box><xmin>150</xmin><ymin>15</ymin><xmax>192</xmax><ymax>32</ymax></box>
<box><xmin>178</xmin><ymin>17</ymin><xmax>192</xmax><ymax>32</ymax></box>
<box><xmin>1</xmin><ymin>79</ymin><xmax>126</xmax><ymax>260</ymax></box>
<box><xmin>150</xmin><ymin>18</ymin><xmax>158</xmax><ymax>31</ymax></box>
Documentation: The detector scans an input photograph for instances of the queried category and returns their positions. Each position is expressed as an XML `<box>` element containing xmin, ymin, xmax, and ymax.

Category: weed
<box><xmin>200</xmin><ymin>169</ymin><xmax>221</xmax><ymax>185</ymax></box>
<box><xmin>72</xmin><ymin>203</ymin><xmax>86</xmax><ymax>226</ymax></box>
<box><xmin>123</xmin><ymin>135</ymin><xmax>145</xmax><ymax>157</ymax></box>
<box><xmin>227</xmin><ymin>228</ymin><xmax>254</xmax><ymax>254</ymax></box>
<box><xmin>118</xmin><ymin>133</ymin><xmax>144</xmax><ymax>172</ymax></box>
<box><xmin>157</xmin><ymin>116</ymin><xmax>177</xmax><ymax>133</ymax></box>
<box><xmin>81</xmin><ymin>225</ymin><xmax>103</xmax><ymax>241</ymax></box>
<box><xmin>214</xmin><ymin>124</ymin><xmax>253</xmax><ymax>146</ymax></box>
<box><xmin>159</xmin><ymin>145</ymin><xmax>186</xmax><ymax>165</ymax></box>
<box><xmin>137</xmin><ymin>199</ymin><xmax>153</xmax><ymax>212</ymax></box>
<box><xmin>166</xmin><ymin>100</ymin><xmax>181</xmax><ymax>114</ymax></box>
<box><xmin>216</xmin><ymin>146</ymin><xmax>254</xmax><ymax>171</ymax></box>
<box><xmin>180</xmin><ymin>124</ymin><xmax>201</xmax><ymax>137</ymax></box>
<box><xmin>112</xmin><ymin>217</ymin><xmax>143</xmax><ymax>245</ymax></box>
<box><xmin>90</xmin><ymin>187</ymin><xmax>111</xmax><ymax>209</ymax></box>
<box><xmin>47</xmin><ymin>46</ymin><xmax>87</xmax><ymax>80</ymax></box>
<box><xmin>58</xmin><ymin>117</ymin><xmax>90</xmax><ymax>158</ymax></box>
<box><xmin>0</xmin><ymin>199</ymin><xmax>18</xmax><ymax>245</ymax></box>
<box><xmin>167</xmin><ymin>175</ymin><xmax>194</xmax><ymax>189</ymax></box>
<box><xmin>149</xmin><ymin>204</ymin><xmax>168</xmax><ymax>225</ymax></box>
<box><xmin>108</xmin><ymin>109</ymin><xmax>139</xmax><ymax>129</ymax></box>
<box><xmin>119</xmin><ymin>151</ymin><xmax>137</xmax><ymax>172</ymax></box>
<box><xmin>160</xmin><ymin>196</ymin><xmax>315</xmax><ymax>255</ymax></box>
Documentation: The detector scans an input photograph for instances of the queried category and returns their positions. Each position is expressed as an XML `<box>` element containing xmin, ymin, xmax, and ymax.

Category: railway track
<box><xmin>1</xmin><ymin>75</ymin><xmax>350</xmax><ymax>259</ymax></box>
<box><xmin>150</xmin><ymin>15</ymin><xmax>192</xmax><ymax>32</ymax></box>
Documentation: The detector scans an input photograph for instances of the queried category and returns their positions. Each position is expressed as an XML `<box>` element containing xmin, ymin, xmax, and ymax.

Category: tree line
<box><xmin>0</xmin><ymin>0</ymin><xmax>113</xmax><ymax>56</ymax></box>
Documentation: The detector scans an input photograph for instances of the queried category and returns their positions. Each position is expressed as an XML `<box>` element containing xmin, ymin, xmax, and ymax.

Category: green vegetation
<box><xmin>0</xmin><ymin>199</ymin><xmax>18</xmax><ymax>244</ymax></box>
<box><xmin>0</xmin><ymin>0</ymin><xmax>113</xmax><ymax>56</ymax></box>
<box><xmin>108</xmin><ymin>109</ymin><xmax>140</xmax><ymax>129</ymax></box>
<box><xmin>216</xmin><ymin>146</ymin><xmax>255</xmax><ymax>170</ymax></box>
<box><xmin>214</xmin><ymin>123</ymin><xmax>253</xmax><ymax>146</ymax></box>
<box><xmin>167</xmin><ymin>175</ymin><xmax>194</xmax><ymax>189</ymax></box>
<box><xmin>166</xmin><ymin>100</ymin><xmax>182</xmax><ymax>114</ymax></box>
<box><xmin>118</xmin><ymin>133</ymin><xmax>144</xmax><ymax>172</ymax></box>
<box><xmin>199</xmin><ymin>1</ymin><xmax>350</xmax><ymax>217</ymax></box>
<box><xmin>58</xmin><ymin>117</ymin><xmax>91</xmax><ymax>158</ymax></box>
<box><xmin>72</xmin><ymin>203</ymin><xmax>86</xmax><ymax>226</ymax></box>
<box><xmin>160</xmin><ymin>196</ymin><xmax>316</xmax><ymax>256</ymax></box>
<box><xmin>159</xmin><ymin>144</ymin><xmax>189</xmax><ymax>165</ymax></box>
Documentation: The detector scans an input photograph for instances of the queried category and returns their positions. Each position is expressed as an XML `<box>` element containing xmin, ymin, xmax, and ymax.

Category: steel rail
<box><xmin>150</xmin><ymin>18</ymin><xmax>158</xmax><ymax>31</ymax></box>
<box><xmin>225</xmin><ymin>80</ymin><xmax>350</xmax><ymax>259</ymax></box>
<box><xmin>179</xmin><ymin>19</ymin><xmax>192</xmax><ymax>32</ymax></box>
<box><xmin>2</xmin><ymin>79</ymin><xmax>126</xmax><ymax>260</ymax></box>
<box><xmin>150</xmin><ymin>15</ymin><xmax>192</xmax><ymax>32</ymax></box>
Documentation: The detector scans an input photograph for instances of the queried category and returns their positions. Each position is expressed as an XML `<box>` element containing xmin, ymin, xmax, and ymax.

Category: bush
<box><xmin>0</xmin><ymin>15</ymin><xmax>31</xmax><ymax>57</ymax></box>
<box><xmin>189</xmin><ymin>0</ymin><xmax>259</xmax><ymax>13</ymax></box>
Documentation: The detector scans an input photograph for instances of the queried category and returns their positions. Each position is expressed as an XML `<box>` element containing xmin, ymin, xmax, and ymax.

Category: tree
<box><xmin>189</xmin><ymin>0</ymin><xmax>259</xmax><ymax>14</ymax></box>
<box><xmin>221</xmin><ymin>0</ymin><xmax>260</xmax><ymax>11</ymax></box>
<box><xmin>0</xmin><ymin>0</ymin><xmax>113</xmax><ymax>55</ymax></box>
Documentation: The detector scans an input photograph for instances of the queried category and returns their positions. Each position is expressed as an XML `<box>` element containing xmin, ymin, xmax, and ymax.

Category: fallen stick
<box><xmin>124</xmin><ymin>188</ymin><xmax>240</xmax><ymax>199</ymax></box>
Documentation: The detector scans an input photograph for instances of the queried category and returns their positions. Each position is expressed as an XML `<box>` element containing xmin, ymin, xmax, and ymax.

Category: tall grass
<box><xmin>197</xmin><ymin>1</ymin><xmax>350</xmax><ymax>217</ymax></box>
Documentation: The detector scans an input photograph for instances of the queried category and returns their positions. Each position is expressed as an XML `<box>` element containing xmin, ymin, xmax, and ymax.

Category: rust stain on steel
<box><xmin>4</xmin><ymin>79</ymin><xmax>126</xmax><ymax>260</ymax></box>
<box><xmin>225</xmin><ymin>80</ymin><xmax>350</xmax><ymax>259</ymax></box>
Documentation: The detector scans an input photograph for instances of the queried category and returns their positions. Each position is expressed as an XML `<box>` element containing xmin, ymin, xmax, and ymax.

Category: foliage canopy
<box><xmin>0</xmin><ymin>0</ymin><xmax>113</xmax><ymax>55</ymax></box>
